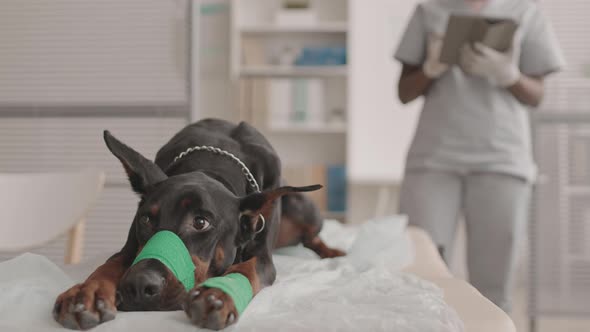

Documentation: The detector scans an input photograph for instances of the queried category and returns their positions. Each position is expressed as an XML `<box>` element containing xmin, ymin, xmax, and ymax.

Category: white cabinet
<box><xmin>531</xmin><ymin>114</ymin><xmax>590</xmax><ymax>322</ymax></box>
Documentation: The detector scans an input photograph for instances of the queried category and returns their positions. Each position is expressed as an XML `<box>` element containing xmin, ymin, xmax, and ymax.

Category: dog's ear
<box><xmin>103</xmin><ymin>130</ymin><xmax>167</xmax><ymax>195</ymax></box>
<box><xmin>238</xmin><ymin>185</ymin><xmax>322</xmax><ymax>238</ymax></box>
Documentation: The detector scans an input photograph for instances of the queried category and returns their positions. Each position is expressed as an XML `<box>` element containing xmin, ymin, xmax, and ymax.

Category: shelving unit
<box><xmin>241</xmin><ymin>23</ymin><xmax>348</xmax><ymax>34</ymax></box>
<box><xmin>240</xmin><ymin>65</ymin><xmax>347</xmax><ymax>78</ymax></box>
<box><xmin>231</xmin><ymin>0</ymin><xmax>349</xmax><ymax>221</ymax></box>
<box><xmin>268</xmin><ymin>122</ymin><xmax>346</xmax><ymax>134</ymax></box>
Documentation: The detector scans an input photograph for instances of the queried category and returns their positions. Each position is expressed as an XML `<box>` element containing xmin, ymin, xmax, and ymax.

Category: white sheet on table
<box><xmin>0</xmin><ymin>216</ymin><xmax>464</xmax><ymax>332</ymax></box>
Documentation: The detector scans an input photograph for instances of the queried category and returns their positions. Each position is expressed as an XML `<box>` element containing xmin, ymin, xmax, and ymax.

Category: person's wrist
<box><xmin>422</xmin><ymin>61</ymin><xmax>447</xmax><ymax>79</ymax></box>
<box><xmin>421</xmin><ymin>67</ymin><xmax>436</xmax><ymax>80</ymax></box>
<box><xmin>498</xmin><ymin>64</ymin><xmax>521</xmax><ymax>88</ymax></box>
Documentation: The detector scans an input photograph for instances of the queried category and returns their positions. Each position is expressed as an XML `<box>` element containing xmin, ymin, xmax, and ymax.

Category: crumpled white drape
<box><xmin>0</xmin><ymin>216</ymin><xmax>464</xmax><ymax>332</ymax></box>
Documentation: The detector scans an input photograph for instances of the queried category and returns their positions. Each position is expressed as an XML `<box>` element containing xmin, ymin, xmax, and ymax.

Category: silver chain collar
<box><xmin>171</xmin><ymin>145</ymin><xmax>261</xmax><ymax>193</ymax></box>
<box><xmin>169</xmin><ymin>145</ymin><xmax>265</xmax><ymax>234</ymax></box>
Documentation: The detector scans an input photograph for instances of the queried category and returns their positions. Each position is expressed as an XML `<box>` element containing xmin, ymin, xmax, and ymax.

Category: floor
<box><xmin>446</xmin><ymin>223</ymin><xmax>590</xmax><ymax>332</ymax></box>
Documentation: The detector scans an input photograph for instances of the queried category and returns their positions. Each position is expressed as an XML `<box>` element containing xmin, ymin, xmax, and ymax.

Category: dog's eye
<box><xmin>193</xmin><ymin>217</ymin><xmax>210</xmax><ymax>231</ymax></box>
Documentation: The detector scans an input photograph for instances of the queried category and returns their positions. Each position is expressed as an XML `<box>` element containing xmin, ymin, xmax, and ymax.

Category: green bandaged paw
<box><xmin>132</xmin><ymin>231</ymin><xmax>195</xmax><ymax>291</ymax></box>
<box><xmin>200</xmin><ymin>273</ymin><xmax>253</xmax><ymax>315</ymax></box>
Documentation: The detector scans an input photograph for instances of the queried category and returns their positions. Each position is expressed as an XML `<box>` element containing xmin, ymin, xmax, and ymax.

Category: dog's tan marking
<box><xmin>224</xmin><ymin>257</ymin><xmax>261</xmax><ymax>294</ymax></box>
<box><xmin>304</xmin><ymin>235</ymin><xmax>346</xmax><ymax>259</ymax></box>
<box><xmin>214</xmin><ymin>245</ymin><xmax>225</xmax><ymax>268</ymax></box>
<box><xmin>149</xmin><ymin>204</ymin><xmax>160</xmax><ymax>216</ymax></box>
<box><xmin>191</xmin><ymin>255</ymin><xmax>211</xmax><ymax>284</ymax></box>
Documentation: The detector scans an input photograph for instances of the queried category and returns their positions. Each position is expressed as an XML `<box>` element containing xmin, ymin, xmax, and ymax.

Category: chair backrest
<box><xmin>0</xmin><ymin>169</ymin><xmax>105</xmax><ymax>255</ymax></box>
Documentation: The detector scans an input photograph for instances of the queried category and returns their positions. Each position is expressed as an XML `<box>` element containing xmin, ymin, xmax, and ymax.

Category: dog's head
<box><xmin>103</xmin><ymin>131</ymin><xmax>320</xmax><ymax>311</ymax></box>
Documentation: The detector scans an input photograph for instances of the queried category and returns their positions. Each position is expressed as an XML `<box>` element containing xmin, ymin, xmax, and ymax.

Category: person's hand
<box><xmin>422</xmin><ymin>35</ymin><xmax>449</xmax><ymax>79</ymax></box>
<box><xmin>460</xmin><ymin>42</ymin><xmax>521</xmax><ymax>87</ymax></box>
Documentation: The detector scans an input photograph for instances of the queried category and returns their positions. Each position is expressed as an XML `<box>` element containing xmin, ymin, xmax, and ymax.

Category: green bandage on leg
<box><xmin>200</xmin><ymin>273</ymin><xmax>253</xmax><ymax>315</ymax></box>
<box><xmin>132</xmin><ymin>231</ymin><xmax>195</xmax><ymax>291</ymax></box>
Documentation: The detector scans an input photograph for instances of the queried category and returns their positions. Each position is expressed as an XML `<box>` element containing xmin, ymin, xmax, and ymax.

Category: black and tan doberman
<box><xmin>53</xmin><ymin>118</ymin><xmax>344</xmax><ymax>330</ymax></box>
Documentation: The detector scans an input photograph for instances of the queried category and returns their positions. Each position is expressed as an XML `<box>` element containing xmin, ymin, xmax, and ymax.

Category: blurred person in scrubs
<box><xmin>395</xmin><ymin>0</ymin><xmax>564</xmax><ymax>312</ymax></box>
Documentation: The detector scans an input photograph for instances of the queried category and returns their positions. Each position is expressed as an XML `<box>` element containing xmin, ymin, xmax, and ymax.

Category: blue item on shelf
<box><xmin>294</xmin><ymin>46</ymin><xmax>347</xmax><ymax>66</ymax></box>
<box><xmin>327</xmin><ymin>165</ymin><xmax>347</xmax><ymax>212</ymax></box>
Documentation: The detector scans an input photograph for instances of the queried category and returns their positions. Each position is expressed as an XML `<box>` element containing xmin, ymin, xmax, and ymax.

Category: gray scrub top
<box><xmin>395</xmin><ymin>0</ymin><xmax>565</xmax><ymax>182</ymax></box>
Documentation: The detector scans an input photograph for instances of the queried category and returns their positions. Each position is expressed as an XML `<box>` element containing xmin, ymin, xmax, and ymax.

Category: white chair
<box><xmin>0</xmin><ymin>169</ymin><xmax>105</xmax><ymax>264</ymax></box>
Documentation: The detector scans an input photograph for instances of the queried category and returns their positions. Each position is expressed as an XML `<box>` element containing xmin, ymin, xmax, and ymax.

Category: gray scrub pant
<box><xmin>399</xmin><ymin>169</ymin><xmax>531</xmax><ymax>312</ymax></box>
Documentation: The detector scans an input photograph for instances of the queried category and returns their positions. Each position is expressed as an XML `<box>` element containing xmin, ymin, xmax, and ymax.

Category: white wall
<box><xmin>191</xmin><ymin>0</ymin><xmax>201</xmax><ymax>120</ymax></box>
<box><xmin>193</xmin><ymin>0</ymin><xmax>238</xmax><ymax>121</ymax></box>
<box><xmin>347</xmin><ymin>0</ymin><xmax>422</xmax><ymax>184</ymax></box>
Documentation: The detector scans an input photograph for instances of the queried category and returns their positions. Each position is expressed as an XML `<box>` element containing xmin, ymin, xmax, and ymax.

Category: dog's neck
<box><xmin>166</xmin><ymin>153</ymin><xmax>255</xmax><ymax>197</ymax></box>
<box><xmin>200</xmin><ymin>169</ymin><xmax>244</xmax><ymax>196</ymax></box>
<box><xmin>165</xmin><ymin>145</ymin><xmax>263</xmax><ymax>196</ymax></box>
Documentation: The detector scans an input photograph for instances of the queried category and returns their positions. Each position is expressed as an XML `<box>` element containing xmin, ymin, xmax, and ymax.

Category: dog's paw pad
<box><xmin>78</xmin><ymin>310</ymin><xmax>100</xmax><ymax>330</ymax></box>
<box><xmin>207</xmin><ymin>294</ymin><xmax>224</xmax><ymax>309</ymax></box>
<box><xmin>61</xmin><ymin>314</ymin><xmax>80</xmax><ymax>330</ymax></box>
<box><xmin>227</xmin><ymin>312</ymin><xmax>236</xmax><ymax>325</ymax></box>
<box><xmin>96</xmin><ymin>300</ymin><xmax>116</xmax><ymax>322</ymax></box>
<box><xmin>185</xmin><ymin>287</ymin><xmax>238</xmax><ymax>330</ymax></box>
<box><xmin>189</xmin><ymin>289</ymin><xmax>201</xmax><ymax>300</ymax></box>
<box><xmin>53</xmin><ymin>281</ymin><xmax>117</xmax><ymax>330</ymax></box>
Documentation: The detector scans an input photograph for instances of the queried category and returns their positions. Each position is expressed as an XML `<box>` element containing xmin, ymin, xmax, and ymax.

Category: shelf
<box><xmin>240</xmin><ymin>23</ymin><xmax>348</xmax><ymax>34</ymax></box>
<box><xmin>269</xmin><ymin>123</ymin><xmax>347</xmax><ymax>134</ymax></box>
<box><xmin>240</xmin><ymin>65</ymin><xmax>347</xmax><ymax>78</ymax></box>
<box><xmin>323</xmin><ymin>211</ymin><xmax>347</xmax><ymax>221</ymax></box>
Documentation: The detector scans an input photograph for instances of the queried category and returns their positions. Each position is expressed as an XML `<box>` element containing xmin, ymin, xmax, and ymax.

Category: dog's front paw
<box><xmin>184</xmin><ymin>287</ymin><xmax>238</xmax><ymax>330</ymax></box>
<box><xmin>53</xmin><ymin>280</ymin><xmax>117</xmax><ymax>330</ymax></box>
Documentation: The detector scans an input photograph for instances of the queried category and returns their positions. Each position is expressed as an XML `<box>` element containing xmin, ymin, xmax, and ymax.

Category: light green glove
<box><xmin>460</xmin><ymin>42</ymin><xmax>521</xmax><ymax>87</ymax></box>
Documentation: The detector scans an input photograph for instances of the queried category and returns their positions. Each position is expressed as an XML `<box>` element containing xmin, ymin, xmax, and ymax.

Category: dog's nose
<box><xmin>118</xmin><ymin>265</ymin><xmax>165</xmax><ymax>311</ymax></box>
<box><xmin>132</xmin><ymin>271</ymin><xmax>164</xmax><ymax>299</ymax></box>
